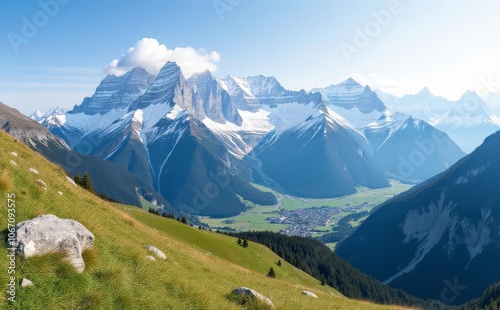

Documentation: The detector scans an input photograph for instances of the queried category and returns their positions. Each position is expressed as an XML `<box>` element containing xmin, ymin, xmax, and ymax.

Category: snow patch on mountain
<box><xmin>220</xmin><ymin>75</ymin><xmax>253</xmax><ymax>98</ymax></box>
<box><xmin>166</xmin><ymin>104</ymin><xmax>185</xmax><ymax>120</ymax></box>
<box><xmin>454</xmin><ymin>164</ymin><xmax>490</xmax><ymax>185</ymax></box>
<box><xmin>330</xmin><ymin>105</ymin><xmax>385</xmax><ymax>128</ymax></box>
<box><xmin>30</xmin><ymin>106</ymin><xmax>68</xmax><ymax>123</ymax></box>
<box><xmin>156</xmin><ymin>126</ymin><xmax>187</xmax><ymax>190</ymax></box>
<box><xmin>388</xmin><ymin>193</ymin><xmax>456</xmax><ymax>283</ymax></box>
<box><xmin>46</xmin><ymin>114</ymin><xmax>67</xmax><ymax>126</ymax></box>
<box><xmin>131</xmin><ymin>109</ymin><xmax>144</xmax><ymax>142</ymax></box>
<box><xmin>461</xmin><ymin>204</ymin><xmax>492</xmax><ymax>268</ymax></box>
<box><xmin>57</xmin><ymin>108</ymin><xmax>128</xmax><ymax>143</ymax></box>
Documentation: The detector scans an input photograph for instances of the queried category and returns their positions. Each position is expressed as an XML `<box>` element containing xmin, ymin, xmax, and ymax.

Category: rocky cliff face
<box><xmin>337</xmin><ymin>130</ymin><xmax>500</xmax><ymax>304</ymax></box>
<box><xmin>73</xmin><ymin>67</ymin><xmax>154</xmax><ymax>115</ymax></box>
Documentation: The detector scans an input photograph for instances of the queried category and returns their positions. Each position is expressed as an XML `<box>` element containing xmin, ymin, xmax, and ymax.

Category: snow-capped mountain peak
<box><xmin>312</xmin><ymin>78</ymin><xmax>386</xmax><ymax>115</ymax></box>
<box><xmin>73</xmin><ymin>67</ymin><xmax>154</xmax><ymax>115</ymax></box>
<box><xmin>30</xmin><ymin>106</ymin><xmax>68</xmax><ymax>123</ymax></box>
<box><xmin>187</xmin><ymin>69</ymin><xmax>242</xmax><ymax>125</ymax></box>
<box><xmin>442</xmin><ymin>90</ymin><xmax>493</xmax><ymax>127</ymax></box>
<box><xmin>217</xmin><ymin>75</ymin><xmax>260</xmax><ymax>112</ymax></box>
<box><xmin>417</xmin><ymin>86</ymin><xmax>432</xmax><ymax>96</ymax></box>
<box><xmin>246</xmin><ymin>75</ymin><xmax>286</xmax><ymax>98</ymax></box>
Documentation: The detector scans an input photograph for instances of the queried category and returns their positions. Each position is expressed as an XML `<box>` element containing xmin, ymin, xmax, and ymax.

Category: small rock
<box><xmin>21</xmin><ymin>278</ymin><xmax>33</xmax><ymax>287</ymax></box>
<box><xmin>301</xmin><ymin>291</ymin><xmax>318</xmax><ymax>298</ymax></box>
<box><xmin>58</xmin><ymin>191</ymin><xmax>63</xmax><ymax>196</ymax></box>
<box><xmin>145</xmin><ymin>255</ymin><xmax>156</xmax><ymax>262</ymax></box>
<box><xmin>231</xmin><ymin>287</ymin><xmax>275</xmax><ymax>309</ymax></box>
<box><xmin>15</xmin><ymin>214</ymin><xmax>95</xmax><ymax>272</ymax></box>
<box><xmin>28</xmin><ymin>168</ymin><xmax>39</xmax><ymax>175</ymax></box>
<box><xmin>10</xmin><ymin>160</ymin><xmax>17</xmax><ymax>166</ymax></box>
<box><xmin>66</xmin><ymin>176</ymin><xmax>77</xmax><ymax>187</ymax></box>
<box><xmin>10</xmin><ymin>152</ymin><xmax>18</xmax><ymax>157</ymax></box>
<box><xmin>145</xmin><ymin>245</ymin><xmax>166</xmax><ymax>260</ymax></box>
<box><xmin>36</xmin><ymin>179</ymin><xmax>47</xmax><ymax>190</ymax></box>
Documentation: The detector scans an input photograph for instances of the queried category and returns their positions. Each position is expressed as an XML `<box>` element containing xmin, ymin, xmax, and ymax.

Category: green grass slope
<box><xmin>0</xmin><ymin>131</ymin><xmax>412</xmax><ymax>310</ymax></box>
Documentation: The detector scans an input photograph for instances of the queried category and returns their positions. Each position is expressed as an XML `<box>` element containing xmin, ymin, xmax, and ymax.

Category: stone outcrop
<box><xmin>15</xmin><ymin>214</ymin><xmax>95</xmax><ymax>272</ymax></box>
<box><xmin>231</xmin><ymin>287</ymin><xmax>274</xmax><ymax>309</ymax></box>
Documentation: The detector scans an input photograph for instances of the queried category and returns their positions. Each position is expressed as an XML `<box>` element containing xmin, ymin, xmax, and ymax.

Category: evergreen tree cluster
<box><xmin>231</xmin><ymin>231</ymin><xmax>442</xmax><ymax>309</ymax></box>
<box><xmin>72</xmin><ymin>172</ymin><xmax>119</xmax><ymax>202</ymax></box>
<box><xmin>73</xmin><ymin>172</ymin><xmax>94</xmax><ymax>192</ymax></box>
<box><xmin>147</xmin><ymin>208</ymin><xmax>189</xmax><ymax>225</ymax></box>
<box><xmin>460</xmin><ymin>281</ymin><xmax>500</xmax><ymax>310</ymax></box>
<box><xmin>237</xmin><ymin>237</ymin><xmax>249</xmax><ymax>247</ymax></box>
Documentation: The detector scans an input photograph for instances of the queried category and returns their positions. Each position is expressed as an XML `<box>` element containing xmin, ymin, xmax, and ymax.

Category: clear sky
<box><xmin>1</xmin><ymin>0</ymin><xmax>500</xmax><ymax>115</ymax></box>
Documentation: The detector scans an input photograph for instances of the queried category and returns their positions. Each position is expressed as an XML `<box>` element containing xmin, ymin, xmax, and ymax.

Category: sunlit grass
<box><xmin>0</xmin><ymin>131</ymin><xmax>413</xmax><ymax>309</ymax></box>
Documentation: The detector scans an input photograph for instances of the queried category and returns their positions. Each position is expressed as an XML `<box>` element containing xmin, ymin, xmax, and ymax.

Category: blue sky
<box><xmin>1</xmin><ymin>0</ymin><xmax>500</xmax><ymax>115</ymax></box>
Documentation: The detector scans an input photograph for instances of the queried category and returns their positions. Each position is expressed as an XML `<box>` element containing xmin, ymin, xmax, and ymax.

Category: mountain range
<box><xmin>337</xmin><ymin>130</ymin><xmax>500</xmax><ymax>304</ymax></box>
<box><xmin>376</xmin><ymin>88</ymin><xmax>500</xmax><ymax>153</ymax></box>
<box><xmin>32</xmin><ymin>62</ymin><xmax>466</xmax><ymax>216</ymax></box>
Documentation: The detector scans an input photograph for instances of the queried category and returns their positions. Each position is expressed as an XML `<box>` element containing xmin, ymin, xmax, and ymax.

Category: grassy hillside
<box><xmin>0</xmin><ymin>131</ymin><xmax>412</xmax><ymax>309</ymax></box>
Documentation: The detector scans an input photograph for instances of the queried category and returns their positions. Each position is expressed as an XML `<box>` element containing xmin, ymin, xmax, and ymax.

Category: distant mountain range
<box><xmin>29</xmin><ymin>62</ymin><xmax>466</xmax><ymax>216</ymax></box>
<box><xmin>337</xmin><ymin>130</ymin><xmax>500</xmax><ymax>304</ymax></box>
<box><xmin>375</xmin><ymin>88</ymin><xmax>500</xmax><ymax>153</ymax></box>
<box><xmin>30</xmin><ymin>106</ymin><xmax>68</xmax><ymax>123</ymax></box>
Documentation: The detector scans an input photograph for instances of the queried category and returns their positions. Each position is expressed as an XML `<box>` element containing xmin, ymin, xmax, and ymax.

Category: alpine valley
<box><xmin>34</xmin><ymin>62</ymin><xmax>465</xmax><ymax>217</ymax></box>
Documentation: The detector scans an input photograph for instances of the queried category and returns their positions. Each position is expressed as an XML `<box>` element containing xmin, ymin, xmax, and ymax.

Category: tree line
<box><xmin>230</xmin><ymin>231</ymin><xmax>444</xmax><ymax>309</ymax></box>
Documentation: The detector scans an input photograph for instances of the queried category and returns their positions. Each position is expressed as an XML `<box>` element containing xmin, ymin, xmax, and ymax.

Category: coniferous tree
<box><xmin>277</xmin><ymin>259</ymin><xmax>282</xmax><ymax>267</ymax></box>
<box><xmin>242</xmin><ymin>238</ymin><xmax>249</xmax><ymax>248</ymax></box>
<box><xmin>237</xmin><ymin>238</ymin><xmax>242</xmax><ymax>246</ymax></box>
<box><xmin>81</xmin><ymin>172</ymin><xmax>93</xmax><ymax>192</ymax></box>
<box><xmin>181</xmin><ymin>216</ymin><xmax>188</xmax><ymax>225</ymax></box>
<box><xmin>267</xmin><ymin>267</ymin><xmax>276</xmax><ymax>278</ymax></box>
<box><xmin>73</xmin><ymin>174</ymin><xmax>81</xmax><ymax>185</ymax></box>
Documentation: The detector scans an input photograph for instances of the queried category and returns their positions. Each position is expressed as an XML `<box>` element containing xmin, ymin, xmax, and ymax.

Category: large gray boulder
<box><xmin>231</xmin><ymin>287</ymin><xmax>275</xmax><ymax>309</ymax></box>
<box><xmin>15</xmin><ymin>214</ymin><xmax>95</xmax><ymax>272</ymax></box>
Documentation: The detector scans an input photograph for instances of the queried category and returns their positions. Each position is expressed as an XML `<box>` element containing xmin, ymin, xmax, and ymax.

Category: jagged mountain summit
<box><xmin>30</xmin><ymin>106</ymin><xmax>68</xmax><ymax>123</ymax></box>
<box><xmin>43</xmin><ymin>62</ymin><xmax>276</xmax><ymax>217</ymax></box>
<box><xmin>74</xmin><ymin>67</ymin><xmax>155</xmax><ymax>115</ymax></box>
<box><xmin>41</xmin><ymin>63</ymin><xmax>465</xmax><ymax>215</ymax></box>
<box><xmin>376</xmin><ymin>88</ymin><xmax>500</xmax><ymax>153</ymax></box>
<box><xmin>375</xmin><ymin>87</ymin><xmax>453</xmax><ymax>124</ymax></box>
<box><xmin>337</xmin><ymin>130</ymin><xmax>500</xmax><ymax>304</ymax></box>
<box><xmin>218</xmin><ymin>75</ymin><xmax>391</xmax><ymax>197</ymax></box>
<box><xmin>314</xmin><ymin>79</ymin><xmax>465</xmax><ymax>183</ymax></box>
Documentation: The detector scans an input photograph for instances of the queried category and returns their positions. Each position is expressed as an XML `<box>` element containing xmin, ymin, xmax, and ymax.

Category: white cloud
<box><xmin>105</xmin><ymin>38</ymin><xmax>221</xmax><ymax>78</ymax></box>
